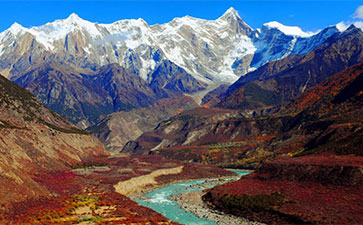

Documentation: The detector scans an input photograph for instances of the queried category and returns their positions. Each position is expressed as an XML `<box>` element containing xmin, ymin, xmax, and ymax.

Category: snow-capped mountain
<box><xmin>0</xmin><ymin>7</ymin><xmax>351</xmax><ymax>85</ymax></box>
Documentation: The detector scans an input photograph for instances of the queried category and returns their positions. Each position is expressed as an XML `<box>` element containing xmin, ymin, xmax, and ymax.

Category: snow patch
<box><xmin>263</xmin><ymin>21</ymin><xmax>313</xmax><ymax>37</ymax></box>
<box><xmin>336</xmin><ymin>22</ymin><xmax>349</xmax><ymax>32</ymax></box>
<box><xmin>9</xmin><ymin>22</ymin><xmax>26</xmax><ymax>35</ymax></box>
<box><xmin>23</xmin><ymin>13</ymin><xmax>103</xmax><ymax>50</ymax></box>
<box><xmin>336</xmin><ymin>21</ymin><xmax>363</xmax><ymax>32</ymax></box>
<box><xmin>353</xmin><ymin>21</ymin><xmax>363</xmax><ymax>31</ymax></box>
<box><xmin>139</xmin><ymin>57</ymin><xmax>156</xmax><ymax>81</ymax></box>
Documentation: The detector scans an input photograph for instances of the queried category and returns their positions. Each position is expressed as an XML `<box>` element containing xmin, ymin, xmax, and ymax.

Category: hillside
<box><xmin>0</xmin><ymin>74</ymin><xmax>109</xmax><ymax>204</ymax></box>
<box><xmin>124</xmin><ymin>63</ymin><xmax>363</xmax><ymax>168</ymax></box>
<box><xmin>204</xmin><ymin>154</ymin><xmax>363</xmax><ymax>224</ymax></box>
<box><xmin>13</xmin><ymin>62</ymin><xmax>161</xmax><ymax>126</ymax></box>
<box><xmin>202</xmin><ymin>63</ymin><xmax>363</xmax><ymax>224</ymax></box>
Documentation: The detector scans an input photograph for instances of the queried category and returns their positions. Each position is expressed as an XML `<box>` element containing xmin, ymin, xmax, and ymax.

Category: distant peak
<box><xmin>9</xmin><ymin>22</ymin><xmax>25</xmax><ymax>34</ymax></box>
<box><xmin>225</xmin><ymin>7</ymin><xmax>238</xmax><ymax>16</ymax></box>
<box><xmin>353</xmin><ymin>21</ymin><xmax>363</xmax><ymax>32</ymax></box>
<box><xmin>137</xmin><ymin>18</ymin><xmax>149</xmax><ymax>26</ymax></box>
<box><xmin>68</xmin><ymin>12</ymin><xmax>80</xmax><ymax>19</ymax></box>
<box><xmin>218</xmin><ymin>7</ymin><xmax>241</xmax><ymax>20</ymax></box>
<box><xmin>10</xmin><ymin>22</ymin><xmax>23</xmax><ymax>28</ymax></box>
<box><xmin>65</xmin><ymin>13</ymin><xmax>83</xmax><ymax>22</ymax></box>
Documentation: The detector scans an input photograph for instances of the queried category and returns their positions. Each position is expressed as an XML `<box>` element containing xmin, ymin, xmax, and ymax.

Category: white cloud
<box><xmin>352</xmin><ymin>5</ymin><xmax>363</xmax><ymax>19</ymax></box>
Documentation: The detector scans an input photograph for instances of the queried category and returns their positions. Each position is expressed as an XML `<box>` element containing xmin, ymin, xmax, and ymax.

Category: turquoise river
<box><xmin>135</xmin><ymin>170</ymin><xmax>250</xmax><ymax>225</ymax></box>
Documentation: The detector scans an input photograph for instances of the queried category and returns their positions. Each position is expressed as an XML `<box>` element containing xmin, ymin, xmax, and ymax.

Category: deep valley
<box><xmin>0</xmin><ymin>4</ymin><xmax>362</xmax><ymax>225</ymax></box>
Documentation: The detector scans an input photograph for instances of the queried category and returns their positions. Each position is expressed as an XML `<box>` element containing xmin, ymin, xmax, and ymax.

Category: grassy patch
<box><xmin>207</xmin><ymin>142</ymin><xmax>248</xmax><ymax>148</ymax></box>
<box><xmin>71</xmin><ymin>163</ymin><xmax>107</xmax><ymax>169</ymax></box>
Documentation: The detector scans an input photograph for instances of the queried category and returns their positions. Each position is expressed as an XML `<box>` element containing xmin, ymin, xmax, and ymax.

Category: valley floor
<box><xmin>0</xmin><ymin>155</ymin><xmax>233</xmax><ymax>224</ymax></box>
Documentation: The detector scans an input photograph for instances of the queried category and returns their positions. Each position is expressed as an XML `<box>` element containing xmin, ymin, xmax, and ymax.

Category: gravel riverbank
<box><xmin>169</xmin><ymin>178</ymin><xmax>264</xmax><ymax>225</ymax></box>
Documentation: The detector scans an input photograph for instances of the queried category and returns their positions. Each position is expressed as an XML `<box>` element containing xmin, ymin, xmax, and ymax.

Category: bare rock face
<box><xmin>0</xmin><ymin>75</ymin><xmax>109</xmax><ymax>204</ymax></box>
<box><xmin>88</xmin><ymin>96</ymin><xmax>198</xmax><ymax>154</ymax></box>
<box><xmin>149</xmin><ymin>60</ymin><xmax>207</xmax><ymax>97</ymax></box>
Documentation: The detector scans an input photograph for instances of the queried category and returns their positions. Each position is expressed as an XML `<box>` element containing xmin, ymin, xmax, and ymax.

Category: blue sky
<box><xmin>0</xmin><ymin>1</ymin><xmax>362</xmax><ymax>32</ymax></box>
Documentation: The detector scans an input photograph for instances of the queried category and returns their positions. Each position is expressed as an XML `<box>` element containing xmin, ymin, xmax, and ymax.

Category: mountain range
<box><xmin>219</xmin><ymin>24</ymin><xmax>363</xmax><ymax>109</ymax></box>
<box><xmin>2</xmin><ymin>8</ymin><xmax>359</xmax><ymax>84</ymax></box>
<box><xmin>0</xmin><ymin>8</ymin><xmax>362</xmax><ymax>142</ymax></box>
<box><xmin>1</xmin><ymin>7</ymin><xmax>362</xmax><ymax>132</ymax></box>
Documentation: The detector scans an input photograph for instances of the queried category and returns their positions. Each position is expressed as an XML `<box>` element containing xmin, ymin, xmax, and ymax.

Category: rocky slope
<box><xmin>88</xmin><ymin>96</ymin><xmax>198</xmax><ymax>154</ymax></box>
<box><xmin>149</xmin><ymin>60</ymin><xmax>207</xmax><ymax>97</ymax></box>
<box><xmin>13</xmin><ymin>62</ymin><xmax>163</xmax><ymax>127</ymax></box>
<box><xmin>201</xmin><ymin>84</ymin><xmax>229</xmax><ymax>106</ymax></box>
<box><xmin>0</xmin><ymin>74</ymin><xmax>109</xmax><ymax>205</ymax></box>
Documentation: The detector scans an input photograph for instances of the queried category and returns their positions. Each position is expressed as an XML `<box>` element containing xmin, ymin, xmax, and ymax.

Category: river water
<box><xmin>135</xmin><ymin>170</ymin><xmax>250</xmax><ymax>225</ymax></box>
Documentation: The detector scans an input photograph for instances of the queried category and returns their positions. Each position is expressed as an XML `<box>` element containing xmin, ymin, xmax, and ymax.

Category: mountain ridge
<box><xmin>219</xmin><ymin>25</ymin><xmax>363</xmax><ymax>109</ymax></box>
